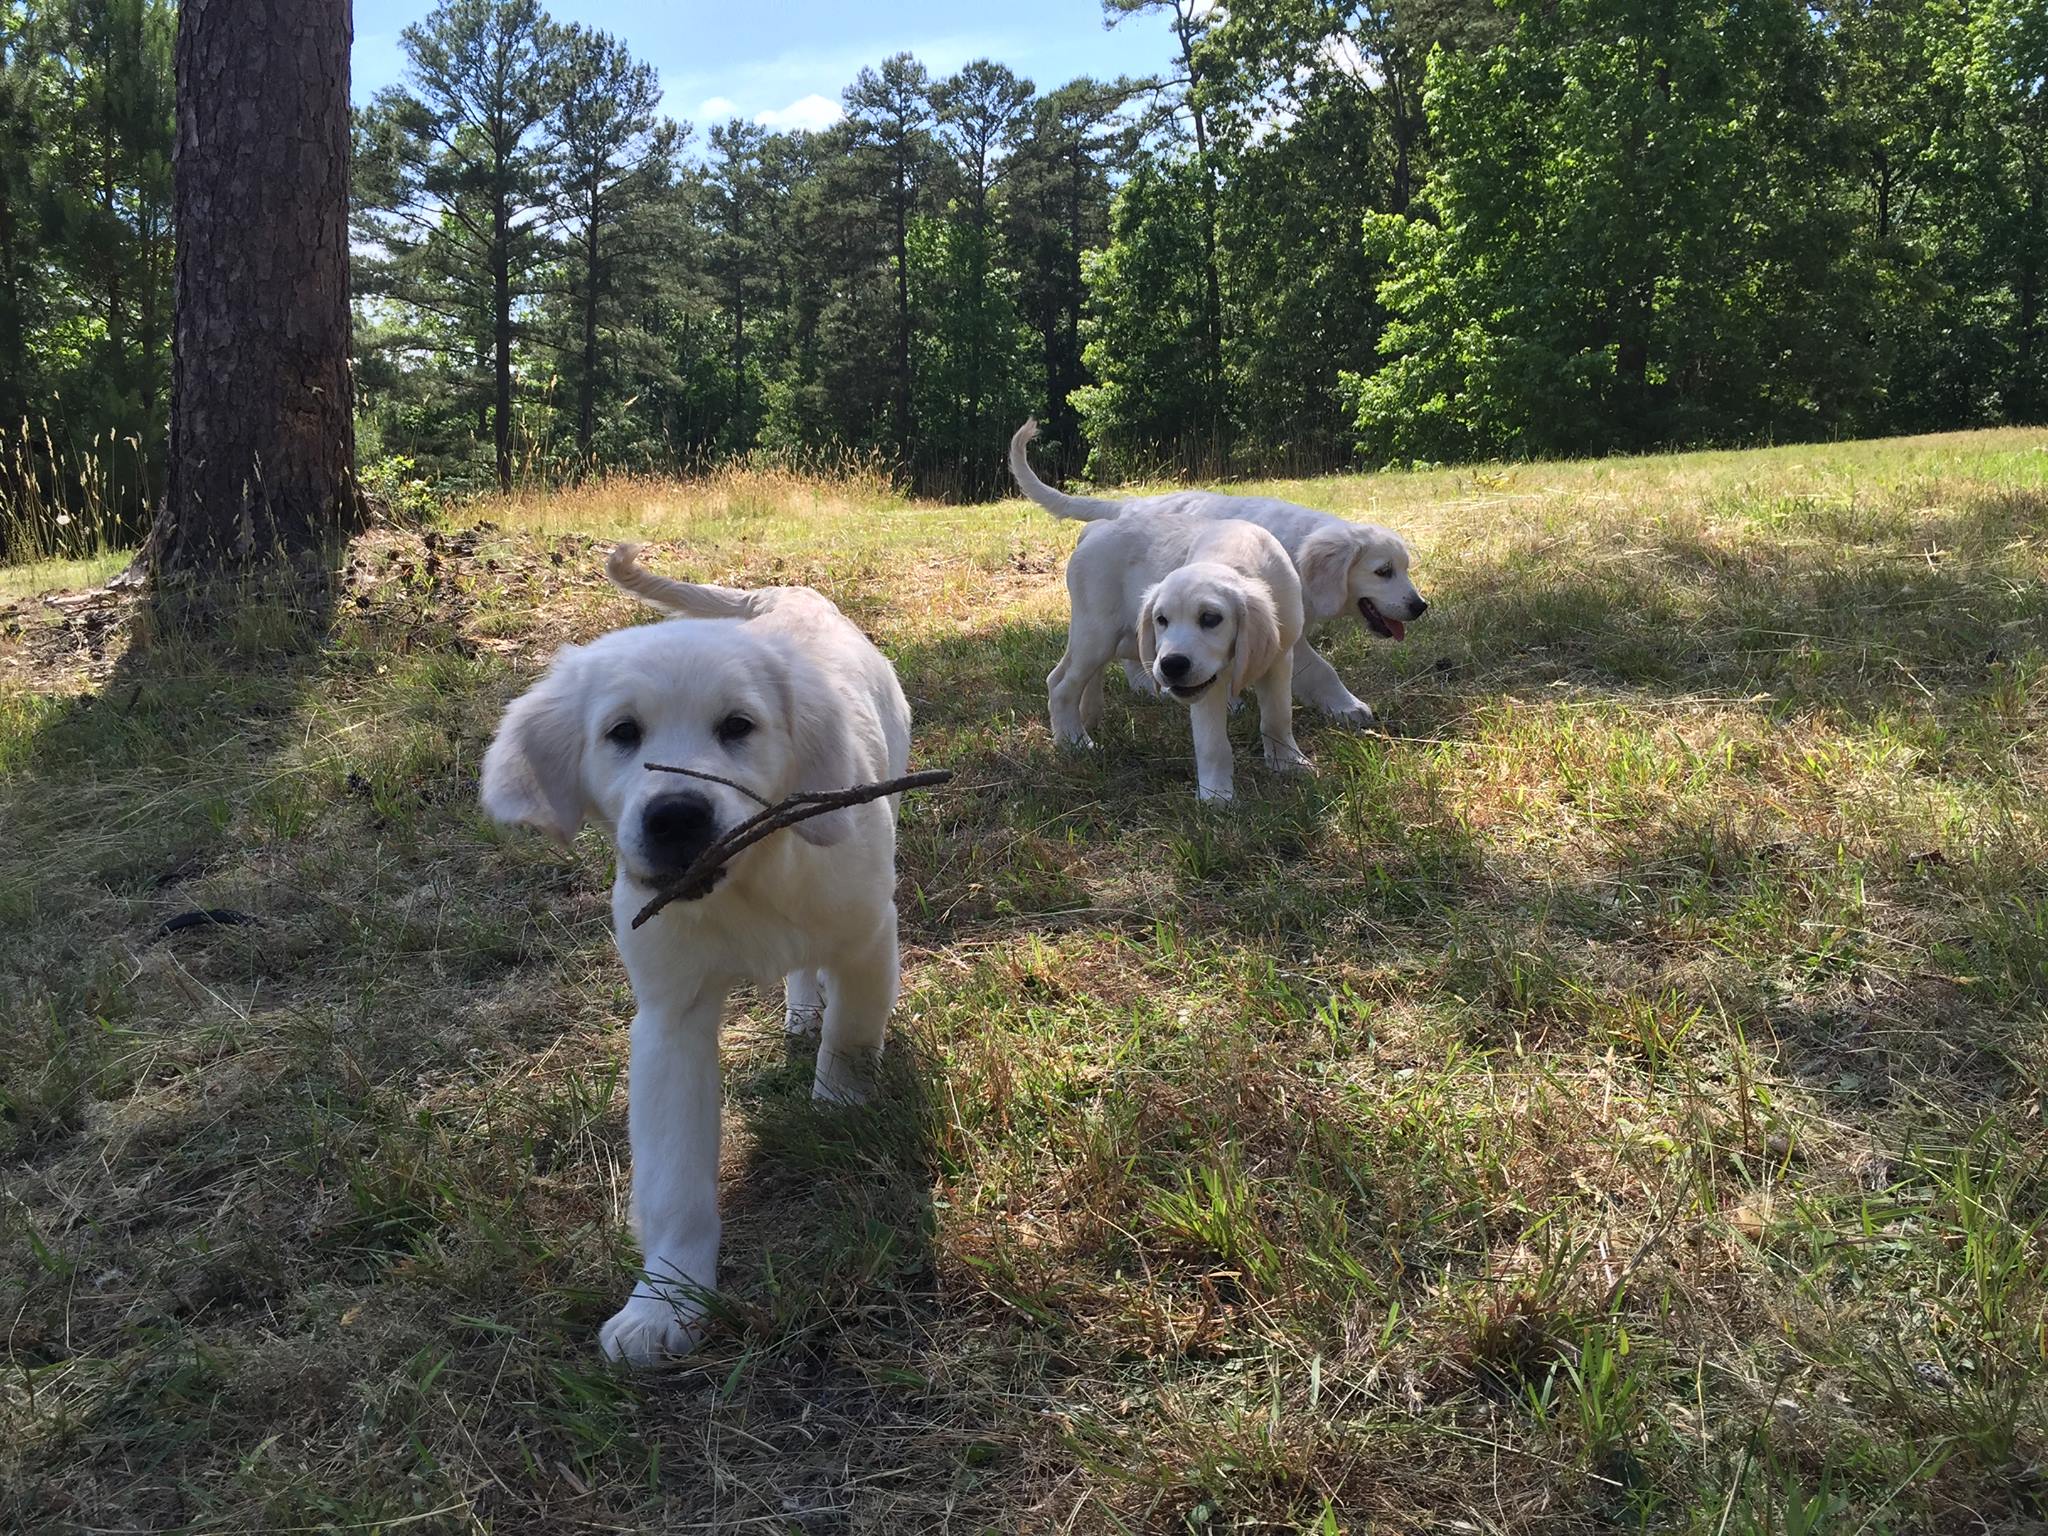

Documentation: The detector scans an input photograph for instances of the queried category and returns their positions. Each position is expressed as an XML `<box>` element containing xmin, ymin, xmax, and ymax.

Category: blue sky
<box><xmin>352</xmin><ymin>0</ymin><xmax>1178</xmax><ymax>134</ymax></box>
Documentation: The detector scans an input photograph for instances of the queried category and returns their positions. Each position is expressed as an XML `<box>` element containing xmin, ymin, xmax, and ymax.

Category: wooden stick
<box><xmin>629</xmin><ymin>768</ymin><xmax>953</xmax><ymax>930</ymax></box>
<box><xmin>643</xmin><ymin>762</ymin><xmax>775</xmax><ymax>808</ymax></box>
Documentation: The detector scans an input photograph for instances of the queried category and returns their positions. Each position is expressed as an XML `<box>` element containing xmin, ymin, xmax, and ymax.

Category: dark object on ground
<box><xmin>153</xmin><ymin>908</ymin><xmax>261</xmax><ymax>939</ymax></box>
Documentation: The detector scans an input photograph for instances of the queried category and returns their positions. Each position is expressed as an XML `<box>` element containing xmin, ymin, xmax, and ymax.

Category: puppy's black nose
<box><xmin>1410</xmin><ymin>596</ymin><xmax>1429</xmax><ymax>618</ymax></box>
<box><xmin>640</xmin><ymin>791</ymin><xmax>718</xmax><ymax>873</ymax></box>
<box><xmin>1159</xmin><ymin>653</ymin><xmax>1193</xmax><ymax>680</ymax></box>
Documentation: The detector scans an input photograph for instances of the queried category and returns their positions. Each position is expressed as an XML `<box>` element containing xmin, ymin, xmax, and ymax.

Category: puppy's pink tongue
<box><xmin>1386</xmin><ymin>617</ymin><xmax>1406</xmax><ymax>641</ymax></box>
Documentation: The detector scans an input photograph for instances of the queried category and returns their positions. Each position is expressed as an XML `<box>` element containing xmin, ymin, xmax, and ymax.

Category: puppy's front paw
<box><xmin>784</xmin><ymin>1003</ymin><xmax>824</xmax><ymax>1039</ymax></box>
<box><xmin>1265</xmin><ymin>745</ymin><xmax>1314</xmax><ymax>775</ymax></box>
<box><xmin>1056</xmin><ymin>731</ymin><xmax>1099</xmax><ymax>752</ymax></box>
<box><xmin>599</xmin><ymin>1293</ymin><xmax>708</xmax><ymax>1366</ymax></box>
<box><xmin>1324</xmin><ymin>703</ymin><xmax>1377</xmax><ymax>730</ymax></box>
<box><xmin>1197</xmin><ymin>783</ymin><xmax>1236</xmax><ymax>804</ymax></box>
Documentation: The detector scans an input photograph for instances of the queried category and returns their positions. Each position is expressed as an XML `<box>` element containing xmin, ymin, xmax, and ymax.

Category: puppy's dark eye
<box><xmin>716</xmin><ymin>714</ymin><xmax>754</xmax><ymax>745</ymax></box>
<box><xmin>1155</xmin><ymin>613</ymin><xmax>1170</xmax><ymax>627</ymax></box>
<box><xmin>1198</xmin><ymin>610</ymin><xmax>1223</xmax><ymax>630</ymax></box>
<box><xmin>1375</xmin><ymin>564</ymin><xmax>1396</xmax><ymax>580</ymax></box>
<box><xmin>605</xmin><ymin>718</ymin><xmax>642</xmax><ymax>750</ymax></box>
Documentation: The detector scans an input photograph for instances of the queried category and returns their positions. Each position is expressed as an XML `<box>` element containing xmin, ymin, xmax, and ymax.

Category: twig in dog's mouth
<box><xmin>642</xmin><ymin>762</ymin><xmax>775</xmax><ymax>808</ymax></box>
<box><xmin>629</xmin><ymin>767</ymin><xmax>954</xmax><ymax>930</ymax></box>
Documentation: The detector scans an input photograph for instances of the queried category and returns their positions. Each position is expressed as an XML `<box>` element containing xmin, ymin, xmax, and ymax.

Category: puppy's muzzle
<box><xmin>1360</xmin><ymin>595</ymin><xmax>1426</xmax><ymax>641</ymax></box>
<box><xmin>1157</xmin><ymin>653</ymin><xmax>1217</xmax><ymax>699</ymax></box>
<box><xmin>639</xmin><ymin>791</ymin><xmax>720</xmax><ymax>876</ymax></box>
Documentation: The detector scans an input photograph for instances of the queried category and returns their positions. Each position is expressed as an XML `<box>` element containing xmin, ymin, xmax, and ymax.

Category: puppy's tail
<box><xmin>607</xmin><ymin>543</ymin><xmax>760</xmax><ymax>619</ymax></box>
<box><xmin>1008</xmin><ymin>418</ymin><xmax>1122</xmax><ymax>522</ymax></box>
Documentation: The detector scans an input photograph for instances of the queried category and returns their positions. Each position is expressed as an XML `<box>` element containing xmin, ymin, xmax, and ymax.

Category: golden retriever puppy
<box><xmin>1012</xmin><ymin>418</ymin><xmax>1429</xmax><ymax>726</ymax></box>
<box><xmin>481</xmin><ymin>545</ymin><xmax>911</xmax><ymax>1364</ymax></box>
<box><xmin>1051</xmin><ymin>512</ymin><xmax>1309</xmax><ymax>802</ymax></box>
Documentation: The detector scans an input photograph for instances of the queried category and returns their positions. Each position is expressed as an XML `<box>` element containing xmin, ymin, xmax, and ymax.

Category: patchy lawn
<box><xmin>3</xmin><ymin>431</ymin><xmax>2046</xmax><ymax>1532</ymax></box>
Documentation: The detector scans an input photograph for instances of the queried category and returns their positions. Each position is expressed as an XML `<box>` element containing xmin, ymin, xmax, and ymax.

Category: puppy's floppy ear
<box><xmin>1296</xmin><ymin>525</ymin><xmax>1360</xmax><ymax>618</ymax></box>
<box><xmin>777</xmin><ymin>651</ymin><xmax>860</xmax><ymax>847</ymax></box>
<box><xmin>1228</xmin><ymin>579</ymin><xmax>1284</xmax><ymax>695</ymax></box>
<box><xmin>481</xmin><ymin>647</ymin><xmax>590</xmax><ymax>844</ymax></box>
<box><xmin>1137</xmin><ymin>583</ymin><xmax>1163</xmax><ymax>671</ymax></box>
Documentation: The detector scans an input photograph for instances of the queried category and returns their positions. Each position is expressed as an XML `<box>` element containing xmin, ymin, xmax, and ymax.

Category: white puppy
<box><xmin>480</xmin><ymin>544</ymin><xmax>911</xmax><ymax>1365</ymax></box>
<box><xmin>1011</xmin><ymin>418</ymin><xmax>1429</xmax><ymax>726</ymax></box>
<box><xmin>1052</xmin><ymin>512</ymin><xmax>1309</xmax><ymax>802</ymax></box>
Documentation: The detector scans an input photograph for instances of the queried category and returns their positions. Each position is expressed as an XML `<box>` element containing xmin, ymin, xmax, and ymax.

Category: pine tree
<box><xmin>356</xmin><ymin>0</ymin><xmax>562</xmax><ymax>491</ymax></box>
<box><xmin>548</xmin><ymin>23</ymin><xmax>675</xmax><ymax>463</ymax></box>
<box><xmin>1001</xmin><ymin>77</ymin><xmax>1140</xmax><ymax>471</ymax></box>
<box><xmin>842</xmin><ymin>54</ymin><xmax>942</xmax><ymax>459</ymax></box>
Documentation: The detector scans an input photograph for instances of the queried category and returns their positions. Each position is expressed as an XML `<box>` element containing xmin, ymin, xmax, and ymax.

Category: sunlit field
<box><xmin>3</xmin><ymin>428</ymin><xmax>2046</xmax><ymax>1531</ymax></box>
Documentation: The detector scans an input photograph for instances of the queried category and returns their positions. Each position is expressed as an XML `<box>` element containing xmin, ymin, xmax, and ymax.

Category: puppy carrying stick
<box><xmin>481</xmin><ymin>545</ymin><xmax>911</xmax><ymax>1364</ymax></box>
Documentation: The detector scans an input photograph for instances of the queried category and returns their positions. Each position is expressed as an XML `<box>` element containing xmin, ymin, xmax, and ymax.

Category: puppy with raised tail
<box><xmin>480</xmin><ymin>544</ymin><xmax>910</xmax><ymax>1365</ymax></box>
<box><xmin>1012</xmin><ymin>418</ymin><xmax>1429</xmax><ymax>726</ymax></box>
<box><xmin>1050</xmin><ymin>512</ymin><xmax>1310</xmax><ymax>802</ymax></box>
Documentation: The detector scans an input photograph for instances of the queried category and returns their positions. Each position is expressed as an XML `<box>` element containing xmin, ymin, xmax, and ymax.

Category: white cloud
<box><xmin>1317</xmin><ymin>33</ymin><xmax>1378</xmax><ymax>84</ymax></box>
<box><xmin>698</xmin><ymin>96</ymin><xmax>739</xmax><ymax>121</ymax></box>
<box><xmin>662</xmin><ymin>32</ymin><xmax>1018</xmax><ymax>134</ymax></box>
<box><xmin>753</xmin><ymin>93</ymin><xmax>844</xmax><ymax>133</ymax></box>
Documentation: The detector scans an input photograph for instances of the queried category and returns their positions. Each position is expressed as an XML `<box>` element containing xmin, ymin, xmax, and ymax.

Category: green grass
<box><xmin>3</xmin><ymin>429</ymin><xmax>2046</xmax><ymax>1531</ymax></box>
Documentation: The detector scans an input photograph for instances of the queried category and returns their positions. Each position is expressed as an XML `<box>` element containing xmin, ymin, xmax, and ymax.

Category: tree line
<box><xmin>0</xmin><ymin>0</ymin><xmax>2041</xmax><ymax>549</ymax></box>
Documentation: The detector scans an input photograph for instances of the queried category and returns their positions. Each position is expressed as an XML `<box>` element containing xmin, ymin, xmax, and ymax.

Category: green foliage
<box><xmin>0</xmin><ymin>0</ymin><xmax>169</xmax><ymax>557</ymax></box>
<box><xmin>1348</xmin><ymin>0</ymin><xmax>2048</xmax><ymax>466</ymax></box>
<box><xmin>2</xmin><ymin>0</ymin><xmax>2044</xmax><ymax>537</ymax></box>
<box><xmin>352</xmin><ymin>0</ymin><xmax>573</xmax><ymax>493</ymax></box>
<box><xmin>1072</xmin><ymin>155</ymin><xmax>1222</xmax><ymax>477</ymax></box>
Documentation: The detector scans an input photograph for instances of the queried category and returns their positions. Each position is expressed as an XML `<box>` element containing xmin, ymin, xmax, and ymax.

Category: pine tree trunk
<box><xmin>578</xmin><ymin>216</ymin><xmax>599</xmax><ymax>463</ymax></box>
<box><xmin>893</xmin><ymin>171</ymin><xmax>913</xmax><ymax>453</ymax></box>
<box><xmin>0</xmin><ymin>169</ymin><xmax>24</xmax><ymax>435</ymax></box>
<box><xmin>493</xmin><ymin>202</ymin><xmax>513</xmax><ymax>492</ymax></box>
<box><xmin>160</xmin><ymin>0</ymin><xmax>357</xmax><ymax>577</ymax></box>
<box><xmin>1176</xmin><ymin>7</ymin><xmax>1225</xmax><ymax>456</ymax></box>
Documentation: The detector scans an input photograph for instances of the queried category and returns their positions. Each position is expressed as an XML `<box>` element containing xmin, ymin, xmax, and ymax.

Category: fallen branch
<box><xmin>630</xmin><ymin>767</ymin><xmax>953</xmax><ymax>930</ymax></box>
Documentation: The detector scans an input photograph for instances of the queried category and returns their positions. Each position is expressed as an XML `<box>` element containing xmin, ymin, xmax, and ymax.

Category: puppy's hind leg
<box><xmin>1254</xmin><ymin>658</ymin><xmax>1312</xmax><ymax>776</ymax></box>
<box><xmin>1049</xmin><ymin>625</ymin><xmax>1113</xmax><ymax>749</ymax></box>
<box><xmin>815</xmin><ymin>906</ymin><xmax>900</xmax><ymax>1106</ymax></box>
<box><xmin>1080</xmin><ymin>664</ymin><xmax>1107</xmax><ymax>736</ymax></box>
<box><xmin>783</xmin><ymin>968</ymin><xmax>824</xmax><ymax>1038</ymax></box>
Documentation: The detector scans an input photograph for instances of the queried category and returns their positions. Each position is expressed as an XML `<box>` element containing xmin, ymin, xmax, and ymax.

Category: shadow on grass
<box><xmin>0</xmin><ymin>566</ymin><xmax>347</xmax><ymax>1158</ymax></box>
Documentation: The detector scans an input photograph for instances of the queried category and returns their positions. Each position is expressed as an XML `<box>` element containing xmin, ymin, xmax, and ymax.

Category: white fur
<box><xmin>481</xmin><ymin>545</ymin><xmax>911</xmax><ymax>1365</ymax></box>
<box><xmin>1050</xmin><ymin>512</ymin><xmax>1310</xmax><ymax>802</ymax></box>
<box><xmin>1011</xmin><ymin>418</ymin><xmax>1429</xmax><ymax>726</ymax></box>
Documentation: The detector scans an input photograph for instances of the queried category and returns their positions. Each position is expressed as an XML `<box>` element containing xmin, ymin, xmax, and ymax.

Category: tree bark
<box><xmin>892</xmin><ymin>158</ymin><xmax>913</xmax><ymax>453</ymax></box>
<box><xmin>578</xmin><ymin>212</ymin><xmax>599</xmax><ymax>463</ymax></box>
<box><xmin>0</xmin><ymin>164</ymin><xmax>24</xmax><ymax>434</ymax></box>
<box><xmin>1175</xmin><ymin>4</ymin><xmax>1225</xmax><ymax>450</ymax></box>
<box><xmin>493</xmin><ymin>198</ymin><xmax>513</xmax><ymax>492</ymax></box>
<box><xmin>161</xmin><ymin>0</ymin><xmax>357</xmax><ymax>577</ymax></box>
